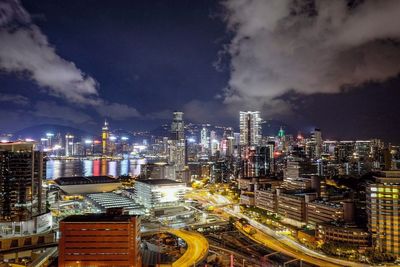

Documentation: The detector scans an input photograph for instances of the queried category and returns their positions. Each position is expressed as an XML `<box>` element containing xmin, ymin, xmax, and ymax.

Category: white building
<box><xmin>134</xmin><ymin>179</ymin><xmax>187</xmax><ymax>209</ymax></box>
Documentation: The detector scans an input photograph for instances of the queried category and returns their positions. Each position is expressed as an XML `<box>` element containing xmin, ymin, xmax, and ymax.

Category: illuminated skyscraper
<box><xmin>102</xmin><ymin>120</ymin><xmax>110</xmax><ymax>156</ymax></box>
<box><xmin>170</xmin><ymin>112</ymin><xmax>186</xmax><ymax>171</ymax></box>
<box><xmin>171</xmin><ymin>111</ymin><xmax>184</xmax><ymax>141</ymax></box>
<box><xmin>65</xmin><ymin>134</ymin><xmax>74</xmax><ymax>156</ymax></box>
<box><xmin>0</xmin><ymin>142</ymin><xmax>50</xmax><ymax>234</ymax></box>
<box><xmin>200</xmin><ymin>127</ymin><xmax>209</xmax><ymax>152</ymax></box>
<box><xmin>239</xmin><ymin>111</ymin><xmax>262</xmax><ymax>146</ymax></box>
<box><xmin>367</xmin><ymin>171</ymin><xmax>400</xmax><ymax>255</ymax></box>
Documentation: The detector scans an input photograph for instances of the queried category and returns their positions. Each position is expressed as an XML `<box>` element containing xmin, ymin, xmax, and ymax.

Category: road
<box><xmin>188</xmin><ymin>189</ymin><xmax>371</xmax><ymax>267</ymax></box>
<box><xmin>168</xmin><ymin>229</ymin><xmax>209</xmax><ymax>267</ymax></box>
<box><xmin>226</xmin><ymin>208</ymin><xmax>371</xmax><ymax>267</ymax></box>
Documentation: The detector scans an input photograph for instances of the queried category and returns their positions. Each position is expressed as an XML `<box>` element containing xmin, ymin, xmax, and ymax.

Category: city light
<box><xmin>1</xmin><ymin>1</ymin><xmax>400</xmax><ymax>265</ymax></box>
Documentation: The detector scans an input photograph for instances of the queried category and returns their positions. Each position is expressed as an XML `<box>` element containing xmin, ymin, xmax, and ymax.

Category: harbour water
<box><xmin>46</xmin><ymin>158</ymin><xmax>146</xmax><ymax>179</ymax></box>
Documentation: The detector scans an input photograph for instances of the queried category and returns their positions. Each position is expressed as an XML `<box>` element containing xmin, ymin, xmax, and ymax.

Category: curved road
<box><xmin>168</xmin><ymin>229</ymin><xmax>209</xmax><ymax>267</ymax></box>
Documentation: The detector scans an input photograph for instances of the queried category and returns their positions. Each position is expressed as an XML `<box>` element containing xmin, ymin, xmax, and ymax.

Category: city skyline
<box><xmin>1</xmin><ymin>0</ymin><xmax>400</xmax><ymax>142</ymax></box>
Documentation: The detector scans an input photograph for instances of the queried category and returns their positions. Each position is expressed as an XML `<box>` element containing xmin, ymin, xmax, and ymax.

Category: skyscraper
<box><xmin>239</xmin><ymin>111</ymin><xmax>262</xmax><ymax>146</ymax></box>
<box><xmin>65</xmin><ymin>134</ymin><xmax>74</xmax><ymax>156</ymax></box>
<box><xmin>170</xmin><ymin>112</ymin><xmax>186</xmax><ymax>171</ymax></box>
<box><xmin>102</xmin><ymin>120</ymin><xmax>110</xmax><ymax>156</ymax></box>
<box><xmin>200</xmin><ymin>127</ymin><xmax>209</xmax><ymax>152</ymax></box>
<box><xmin>171</xmin><ymin>111</ymin><xmax>184</xmax><ymax>141</ymax></box>
<box><xmin>0</xmin><ymin>142</ymin><xmax>47</xmax><ymax>226</ymax></box>
<box><xmin>367</xmin><ymin>171</ymin><xmax>400</xmax><ymax>255</ymax></box>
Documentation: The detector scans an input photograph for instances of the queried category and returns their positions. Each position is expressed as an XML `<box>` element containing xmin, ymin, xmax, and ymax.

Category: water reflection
<box><xmin>46</xmin><ymin>158</ymin><xmax>146</xmax><ymax>179</ymax></box>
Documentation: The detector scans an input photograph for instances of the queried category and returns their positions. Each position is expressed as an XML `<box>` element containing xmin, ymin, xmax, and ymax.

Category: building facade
<box><xmin>134</xmin><ymin>179</ymin><xmax>187</xmax><ymax>209</ymax></box>
<box><xmin>0</xmin><ymin>142</ymin><xmax>47</xmax><ymax>225</ymax></box>
<box><xmin>239</xmin><ymin>111</ymin><xmax>262</xmax><ymax>146</ymax></box>
<box><xmin>367</xmin><ymin>171</ymin><xmax>400</xmax><ymax>255</ymax></box>
<box><xmin>59</xmin><ymin>213</ymin><xmax>141</xmax><ymax>267</ymax></box>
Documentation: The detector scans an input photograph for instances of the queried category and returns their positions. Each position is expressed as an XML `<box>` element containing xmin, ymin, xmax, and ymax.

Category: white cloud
<box><xmin>0</xmin><ymin>0</ymin><xmax>98</xmax><ymax>104</ymax></box>
<box><xmin>0</xmin><ymin>93</ymin><xmax>29</xmax><ymax>105</ymax></box>
<box><xmin>0</xmin><ymin>0</ymin><xmax>141</xmax><ymax>120</ymax></box>
<box><xmin>222</xmin><ymin>0</ymin><xmax>400</xmax><ymax>115</ymax></box>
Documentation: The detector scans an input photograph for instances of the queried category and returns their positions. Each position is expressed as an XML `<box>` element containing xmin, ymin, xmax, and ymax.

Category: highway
<box><xmin>168</xmin><ymin>229</ymin><xmax>209</xmax><ymax>267</ymax></box>
<box><xmin>188</xmin><ymin>189</ymin><xmax>371</xmax><ymax>267</ymax></box>
<box><xmin>226</xmin><ymin>208</ymin><xmax>371</xmax><ymax>267</ymax></box>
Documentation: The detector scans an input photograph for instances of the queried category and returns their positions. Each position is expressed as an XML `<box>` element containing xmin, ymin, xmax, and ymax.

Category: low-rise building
<box><xmin>255</xmin><ymin>188</ymin><xmax>277</xmax><ymax>213</ymax></box>
<box><xmin>306</xmin><ymin>200</ymin><xmax>344</xmax><ymax>226</ymax></box>
<box><xmin>134</xmin><ymin>179</ymin><xmax>187</xmax><ymax>209</ymax></box>
<box><xmin>240</xmin><ymin>192</ymin><xmax>255</xmax><ymax>206</ymax></box>
<box><xmin>316</xmin><ymin>221</ymin><xmax>370</xmax><ymax>247</ymax></box>
<box><xmin>277</xmin><ymin>191</ymin><xmax>317</xmax><ymax>225</ymax></box>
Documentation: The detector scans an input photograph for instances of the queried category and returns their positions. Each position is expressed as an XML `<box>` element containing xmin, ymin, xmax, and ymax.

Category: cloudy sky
<box><xmin>1</xmin><ymin>0</ymin><xmax>400</xmax><ymax>141</ymax></box>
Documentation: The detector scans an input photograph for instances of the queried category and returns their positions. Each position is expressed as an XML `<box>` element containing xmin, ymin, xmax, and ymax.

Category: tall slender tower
<box><xmin>200</xmin><ymin>127</ymin><xmax>209</xmax><ymax>152</ymax></box>
<box><xmin>170</xmin><ymin>112</ymin><xmax>186</xmax><ymax>171</ymax></box>
<box><xmin>102</xmin><ymin>120</ymin><xmax>110</xmax><ymax>156</ymax></box>
<box><xmin>239</xmin><ymin>111</ymin><xmax>262</xmax><ymax>146</ymax></box>
<box><xmin>65</xmin><ymin>134</ymin><xmax>74</xmax><ymax>156</ymax></box>
<box><xmin>171</xmin><ymin>112</ymin><xmax>184</xmax><ymax>141</ymax></box>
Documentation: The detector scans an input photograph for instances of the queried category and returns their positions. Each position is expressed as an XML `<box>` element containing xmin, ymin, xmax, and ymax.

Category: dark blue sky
<box><xmin>1</xmin><ymin>0</ymin><xmax>400</xmax><ymax>142</ymax></box>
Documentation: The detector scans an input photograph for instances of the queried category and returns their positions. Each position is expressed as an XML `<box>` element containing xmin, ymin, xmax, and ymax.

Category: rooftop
<box><xmin>61</xmin><ymin>213</ymin><xmax>138</xmax><ymax>223</ymax></box>
<box><xmin>55</xmin><ymin>176</ymin><xmax>119</xmax><ymax>185</ymax></box>
<box><xmin>136</xmin><ymin>178</ymin><xmax>184</xmax><ymax>185</ymax></box>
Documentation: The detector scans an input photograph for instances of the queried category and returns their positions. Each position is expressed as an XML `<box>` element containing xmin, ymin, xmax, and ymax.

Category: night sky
<box><xmin>1</xmin><ymin>0</ymin><xmax>400</xmax><ymax>142</ymax></box>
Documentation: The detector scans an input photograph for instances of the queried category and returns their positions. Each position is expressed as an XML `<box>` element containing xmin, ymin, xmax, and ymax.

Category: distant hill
<box><xmin>13</xmin><ymin>124</ymin><xmax>94</xmax><ymax>140</ymax></box>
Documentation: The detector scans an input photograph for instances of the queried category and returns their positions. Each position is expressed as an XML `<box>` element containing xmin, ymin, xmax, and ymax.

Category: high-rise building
<box><xmin>65</xmin><ymin>134</ymin><xmax>74</xmax><ymax>156</ymax></box>
<box><xmin>242</xmin><ymin>146</ymin><xmax>272</xmax><ymax>178</ymax></box>
<box><xmin>313</xmin><ymin>128</ymin><xmax>322</xmax><ymax>159</ymax></box>
<box><xmin>170</xmin><ymin>112</ymin><xmax>186</xmax><ymax>171</ymax></box>
<box><xmin>306</xmin><ymin>128</ymin><xmax>322</xmax><ymax>159</ymax></box>
<box><xmin>200</xmin><ymin>127</ymin><xmax>209</xmax><ymax>152</ymax></box>
<box><xmin>171</xmin><ymin>111</ymin><xmax>184</xmax><ymax>141</ymax></box>
<box><xmin>239</xmin><ymin>111</ymin><xmax>262</xmax><ymax>146</ymax></box>
<box><xmin>59</xmin><ymin>212</ymin><xmax>141</xmax><ymax>267</ymax></box>
<box><xmin>367</xmin><ymin>171</ymin><xmax>400</xmax><ymax>255</ymax></box>
<box><xmin>101</xmin><ymin>120</ymin><xmax>110</xmax><ymax>156</ymax></box>
<box><xmin>0</xmin><ymin>142</ymin><xmax>51</xmax><ymax>236</ymax></box>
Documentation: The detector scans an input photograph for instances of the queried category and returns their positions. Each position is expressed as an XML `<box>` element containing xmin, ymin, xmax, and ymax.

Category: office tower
<box><xmin>171</xmin><ymin>111</ymin><xmax>184</xmax><ymax>141</ymax></box>
<box><xmin>239</xmin><ymin>111</ymin><xmax>262</xmax><ymax>146</ymax></box>
<box><xmin>200</xmin><ymin>127</ymin><xmax>209</xmax><ymax>152</ymax></box>
<box><xmin>0</xmin><ymin>142</ymin><xmax>49</xmax><ymax>235</ymax></box>
<box><xmin>313</xmin><ymin>128</ymin><xmax>322</xmax><ymax>158</ymax></box>
<box><xmin>367</xmin><ymin>171</ymin><xmax>400</xmax><ymax>255</ymax></box>
<box><xmin>170</xmin><ymin>112</ymin><xmax>186</xmax><ymax>171</ymax></box>
<box><xmin>101</xmin><ymin>120</ymin><xmax>110</xmax><ymax>156</ymax></box>
<box><xmin>59</xmin><ymin>212</ymin><xmax>141</xmax><ymax>267</ymax></box>
<box><xmin>65</xmin><ymin>134</ymin><xmax>74</xmax><ymax>156</ymax></box>
<box><xmin>306</xmin><ymin>128</ymin><xmax>322</xmax><ymax>159</ymax></box>
<box><xmin>334</xmin><ymin>141</ymin><xmax>355</xmax><ymax>163</ymax></box>
<box><xmin>46</xmin><ymin>132</ymin><xmax>54</xmax><ymax>147</ymax></box>
<box><xmin>242</xmin><ymin>146</ymin><xmax>272</xmax><ymax>178</ymax></box>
